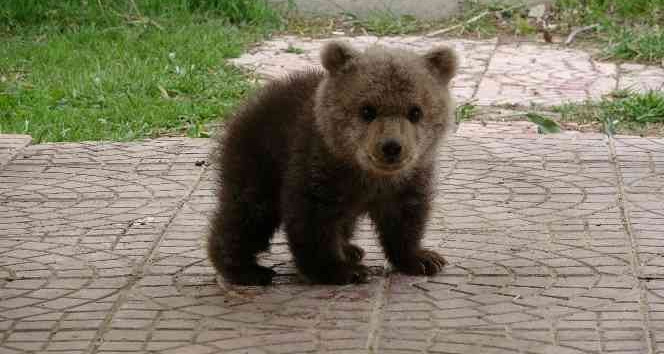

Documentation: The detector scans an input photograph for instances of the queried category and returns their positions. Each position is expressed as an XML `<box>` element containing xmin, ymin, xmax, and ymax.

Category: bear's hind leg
<box><xmin>208</xmin><ymin>187</ymin><xmax>280</xmax><ymax>285</ymax></box>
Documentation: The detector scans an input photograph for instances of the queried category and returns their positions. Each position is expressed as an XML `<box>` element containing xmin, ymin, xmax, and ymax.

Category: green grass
<box><xmin>0</xmin><ymin>0</ymin><xmax>281</xmax><ymax>143</ymax></box>
<box><xmin>555</xmin><ymin>90</ymin><xmax>664</xmax><ymax>135</ymax></box>
<box><xmin>285</xmin><ymin>45</ymin><xmax>304</xmax><ymax>54</ymax></box>
<box><xmin>453</xmin><ymin>1</ymin><xmax>507</xmax><ymax>37</ymax></box>
<box><xmin>607</xmin><ymin>26</ymin><xmax>664</xmax><ymax>63</ymax></box>
<box><xmin>361</xmin><ymin>11</ymin><xmax>420</xmax><ymax>36</ymax></box>
<box><xmin>455</xmin><ymin>102</ymin><xmax>477</xmax><ymax>123</ymax></box>
<box><xmin>554</xmin><ymin>0</ymin><xmax>664</xmax><ymax>63</ymax></box>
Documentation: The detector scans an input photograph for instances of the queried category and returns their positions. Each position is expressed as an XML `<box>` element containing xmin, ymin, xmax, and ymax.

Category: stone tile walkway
<box><xmin>1</xmin><ymin>125</ymin><xmax>663</xmax><ymax>353</ymax></box>
<box><xmin>2</xmin><ymin>35</ymin><xmax>664</xmax><ymax>353</ymax></box>
<box><xmin>231</xmin><ymin>35</ymin><xmax>664</xmax><ymax>106</ymax></box>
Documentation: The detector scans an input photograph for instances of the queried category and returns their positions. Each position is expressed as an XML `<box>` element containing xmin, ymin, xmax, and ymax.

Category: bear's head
<box><xmin>314</xmin><ymin>41</ymin><xmax>458</xmax><ymax>177</ymax></box>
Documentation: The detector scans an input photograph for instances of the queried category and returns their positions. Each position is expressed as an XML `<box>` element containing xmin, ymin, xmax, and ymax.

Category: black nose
<box><xmin>381</xmin><ymin>139</ymin><xmax>402</xmax><ymax>160</ymax></box>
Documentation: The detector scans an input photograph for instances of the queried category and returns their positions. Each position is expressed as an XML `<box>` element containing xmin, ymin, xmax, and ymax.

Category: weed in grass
<box><xmin>455</xmin><ymin>102</ymin><xmax>477</xmax><ymax>123</ymax></box>
<box><xmin>285</xmin><ymin>45</ymin><xmax>305</xmax><ymax>54</ymax></box>
<box><xmin>514</xmin><ymin>15</ymin><xmax>536</xmax><ymax>35</ymax></box>
<box><xmin>603</xmin><ymin>90</ymin><xmax>664</xmax><ymax>124</ymax></box>
<box><xmin>526</xmin><ymin>112</ymin><xmax>562</xmax><ymax>134</ymax></box>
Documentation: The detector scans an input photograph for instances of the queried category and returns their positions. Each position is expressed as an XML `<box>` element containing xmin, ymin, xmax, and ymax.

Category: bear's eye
<box><xmin>407</xmin><ymin>106</ymin><xmax>422</xmax><ymax>123</ymax></box>
<box><xmin>360</xmin><ymin>105</ymin><xmax>377</xmax><ymax>123</ymax></box>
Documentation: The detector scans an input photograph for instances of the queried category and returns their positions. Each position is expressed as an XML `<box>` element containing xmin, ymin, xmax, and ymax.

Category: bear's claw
<box><xmin>396</xmin><ymin>249</ymin><xmax>446</xmax><ymax>276</ymax></box>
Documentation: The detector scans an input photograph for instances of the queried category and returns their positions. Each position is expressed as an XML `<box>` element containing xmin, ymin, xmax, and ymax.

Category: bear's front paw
<box><xmin>394</xmin><ymin>249</ymin><xmax>446</xmax><ymax>276</ymax></box>
<box><xmin>304</xmin><ymin>263</ymin><xmax>370</xmax><ymax>285</ymax></box>
<box><xmin>343</xmin><ymin>243</ymin><xmax>365</xmax><ymax>263</ymax></box>
<box><xmin>223</xmin><ymin>265</ymin><xmax>277</xmax><ymax>286</ymax></box>
<box><xmin>333</xmin><ymin>263</ymin><xmax>370</xmax><ymax>284</ymax></box>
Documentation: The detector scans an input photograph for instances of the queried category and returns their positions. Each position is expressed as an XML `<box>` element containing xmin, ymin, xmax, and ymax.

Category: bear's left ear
<box><xmin>321</xmin><ymin>41</ymin><xmax>358</xmax><ymax>74</ymax></box>
<box><xmin>423</xmin><ymin>46</ymin><xmax>458</xmax><ymax>84</ymax></box>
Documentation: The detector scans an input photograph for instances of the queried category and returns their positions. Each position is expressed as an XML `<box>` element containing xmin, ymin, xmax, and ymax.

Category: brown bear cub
<box><xmin>208</xmin><ymin>41</ymin><xmax>458</xmax><ymax>285</ymax></box>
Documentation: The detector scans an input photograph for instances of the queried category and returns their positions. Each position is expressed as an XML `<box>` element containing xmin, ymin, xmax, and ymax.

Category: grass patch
<box><xmin>282</xmin><ymin>9</ymin><xmax>445</xmax><ymax>37</ymax></box>
<box><xmin>455</xmin><ymin>102</ymin><xmax>477</xmax><ymax>123</ymax></box>
<box><xmin>553</xmin><ymin>0</ymin><xmax>664</xmax><ymax>63</ymax></box>
<box><xmin>0</xmin><ymin>0</ymin><xmax>282</xmax><ymax>143</ymax></box>
<box><xmin>555</xmin><ymin>90</ymin><xmax>664</xmax><ymax>135</ymax></box>
<box><xmin>361</xmin><ymin>11</ymin><xmax>420</xmax><ymax>36</ymax></box>
<box><xmin>450</xmin><ymin>1</ymin><xmax>506</xmax><ymax>37</ymax></box>
<box><xmin>285</xmin><ymin>45</ymin><xmax>305</xmax><ymax>54</ymax></box>
<box><xmin>526</xmin><ymin>112</ymin><xmax>562</xmax><ymax>134</ymax></box>
<box><xmin>606</xmin><ymin>26</ymin><xmax>664</xmax><ymax>63</ymax></box>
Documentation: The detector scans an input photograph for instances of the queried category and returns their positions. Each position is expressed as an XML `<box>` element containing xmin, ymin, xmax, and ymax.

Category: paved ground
<box><xmin>2</xmin><ymin>36</ymin><xmax>664</xmax><ymax>353</ymax></box>
<box><xmin>2</xmin><ymin>126</ymin><xmax>664</xmax><ymax>353</ymax></box>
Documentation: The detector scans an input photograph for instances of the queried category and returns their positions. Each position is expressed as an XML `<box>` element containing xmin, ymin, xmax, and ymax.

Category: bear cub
<box><xmin>209</xmin><ymin>41</ymin><xmax>458</xmax><ymax>285</ymax></box>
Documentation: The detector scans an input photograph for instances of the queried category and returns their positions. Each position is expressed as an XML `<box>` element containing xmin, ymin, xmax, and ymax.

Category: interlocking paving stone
<box><xmin>473</xmin><ymin>43</ymin><xmax>617</xmax><ymax>106</ymax></box>
<box><xmin>613</xmin><ymin>137</ymin><xmax>664</xmax><ymax>285</ymax></box>
<box><xmin>1</xmin><ymin>126</ymin><xmax>662</xmax><ymax>352</ymax></box>
<box><xmin>230</xmin><ymin>36</ymin><xmax>664</xmax><ymax>107</ymax></box>
<box><xmin>618</xmin><ymin>63</ymin><xmax>664</xmax><ymax>92</ymax></box>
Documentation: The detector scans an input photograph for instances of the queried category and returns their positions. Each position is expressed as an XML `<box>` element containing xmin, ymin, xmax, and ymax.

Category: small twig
<box><xmin>426</xmin><ymin>3</ymin><xmax>525</xmax><ymax>37</ymax></box>
<box><xmin>426</xmin><ymin>11</ymin><xmax>489</xmax><ymax>37</ymax></box>
<box><xmin>128</xmin><ymin>0</ymin><xmax>143</xmax><ymax>16</ymax></box>
<box><xmin>148</xmin><ymin>18</ymin><xmax>164</xmax><ymax>31</ymax></box>
<box><xmin>97</xmin><ymin>0</ymin><xmax>163</xmax><ymax>31</ymax></box>
<box><xmin>125</xmin><ymin>14</ymin><xmax>164</xmax><ymax>31</ymax></box>
<box><xmin>564</xmin><ymin>23</ymin><xmax>599</xmax><ymax>45</ymax></box>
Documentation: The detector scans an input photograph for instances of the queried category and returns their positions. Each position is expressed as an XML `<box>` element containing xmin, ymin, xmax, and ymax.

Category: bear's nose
<box><xmin>381</xmin><ymin>139</ymin><xmax>402</xmax><ymax>160</ymax></box>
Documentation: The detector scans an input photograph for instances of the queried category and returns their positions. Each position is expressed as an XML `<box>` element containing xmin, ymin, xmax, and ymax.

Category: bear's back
<box><xmin>219</xmin><ymin>69</ymin><xmax>325</xmax><ymax>181</ymax></box>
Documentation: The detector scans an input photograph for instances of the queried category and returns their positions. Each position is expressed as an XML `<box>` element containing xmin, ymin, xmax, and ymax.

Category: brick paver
<box><xmin>1</xmin><ymin>125</ymin><xmax>663</xmax><ymax>353</ymax></box>
<box><xmin>230</xmin><ymin>35</ymin><xmax>664</xmax><ymax>106</ymax></box>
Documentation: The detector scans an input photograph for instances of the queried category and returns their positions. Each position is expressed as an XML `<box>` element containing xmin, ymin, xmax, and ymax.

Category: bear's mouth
<box><xmin>367</xmin><ymin>154</ymin><xmax>412</xmax><ymax>174</ymax></box>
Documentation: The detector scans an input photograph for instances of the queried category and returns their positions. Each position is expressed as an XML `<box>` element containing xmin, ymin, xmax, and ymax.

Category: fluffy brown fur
<box><xmin>208</xmin><ymin>41</ymin><xmax>458</xmax><ymax>285</ymax></box>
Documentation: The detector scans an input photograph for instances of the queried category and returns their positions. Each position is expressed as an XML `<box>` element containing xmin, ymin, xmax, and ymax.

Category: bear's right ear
<box><xmin>321</xmin><ymin>41</ymin><xmax>358</xmax><ymax>74</ymax></box>
<box><xmin>423</xmin><ymin>46</ymin><xmax>458</xmax><ymax>85</ymax></box>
